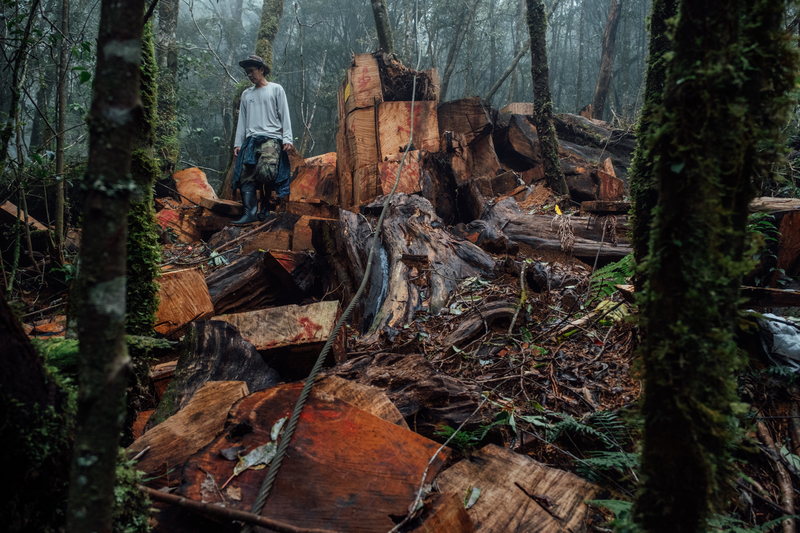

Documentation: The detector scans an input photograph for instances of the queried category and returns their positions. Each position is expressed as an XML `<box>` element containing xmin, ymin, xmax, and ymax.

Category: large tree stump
<box><xmin>437</xmin><ymin>97</ymin><xmax>496</xmax><ymax>143</ymax></box>
<box><xmin>173</xmin><ymin>167</ymin><xmax>217</xmax><ymax>205</ymax></box>
<box><xmin>492</xmin><ymin>113</ymin><xmax>543</xmax><ymax>172</ymax></box>
<box><xmin>378</xmin><ymin>101</ymin><xmax>439</xmax><ymax>157</ymax></box>
<box><xmin>146</xmin><ymin>320</ymin><xmax>280</xmax><ymax>430</ymax></box>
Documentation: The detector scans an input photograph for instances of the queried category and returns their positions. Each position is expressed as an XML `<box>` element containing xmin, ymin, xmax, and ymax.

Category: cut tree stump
<box><xmin>436</xmin><ymin>444</ymin><xmax>599</xmax><ymax>533</ymax></box>
<box><xmin>315</xmin><ymin>375</ymin><xmax>409</xmax><ymax>428</ymax></box>
<box><xmin>409</xmin><ymin>492</ymin><xmax>475</xmax><ymax>533</ymax></box>
<box><xmin>146</xmin><ymin>320</ymin><xmax>280</xmax><ymax>431</ymax></box>
<box><xmin>353</xmin><ymin>150</ymin><xmax>423</xmax><ymax>206</ymax></box>
<box><xmin>173</xmin><ymin>167</ymin><xmax>218</xmax><ymax>206</ymax></box>
<box><xmin>290</xmin><ymin>153</ymin><xmax>338</xmax><ymax>204</ymax></box>
<box><xmin>437</xmin><ymin>97</ymin><xmax>496</xmax><ymax>143</ymax></box>
<box><xmin>180</xmin><ymin>381</ymin><xmax>450</xmax><ymax>533</ymax></box>
<box><xmin>210</xmin><ymin>300</ymin><xmax>346</xmax><ymax>379</ymax></box>
<box><xmin>340</xmin><ymin>53</ymin><xmax>383</xmax><ymax>117</ymax></box>
<box><xmin>126</xmin><ymin>381</ymin><xmax>249</xmax><ymax>488</ymax></box>
<box><xmin>238</xmin><ymin>212</ymin><xmax>300</xmax><ymax>254</ymax></box>
<box><xmin>325</xmin><ymin>352</ymin><xmax>491</xmax><ymax>441</ymax></box>
<box><xmin>154</xmin><ymin>266</ymin><xmax>214</xmax><ymax>338</ymax></box>
<box><xmin>378</xmin><ymin>101</ymin><xmax>439</xmax><ymax>157</ymax></box>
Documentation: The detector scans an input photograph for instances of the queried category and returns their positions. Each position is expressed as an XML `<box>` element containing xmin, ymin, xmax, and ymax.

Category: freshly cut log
<box><xmin>440</xmin><ymin>132</ymin><xmax>503</xmax><ymax>186</ymax></box>
<box><xmin>289</xmin><ymin>152</ymin><xmax>338</xmax><ymax>204</ymax></box>
<box><xmin>436</xmin><ymin>444</ymin><xmax>599</xmax><ymax>533</ymax></box>
<box><xmin>559</xmin><ymin>139</ymin><xmax>630</xmax><ymax>180</ymax></box>
<box><xmin>180</xmin><ymin>381</ymin><xmax>450</xmax><ymax>532</ymax></box>
<box><xmin>500</xmin><ymin>102</ymin><xmax>535</xmax><ymax>115</ymax></box>
<box><xmin>155</xmin><ymin>206</ymin><xmax>202</xmax><ymax>244</ymax></box>
<box><xmin>354</xmin><ymin>150</ymin><xmax>423</xmax><ymax>206</ymax></box>
<box><xmin>484</xmin><ymin>197</ymin><xmax>631</xmax><ymax>261</ymax></box>
<box><xmin>378</xmin><ymin>101</ymin><xmax>440</xmax><ymax>157</ymax></box>
<box><xmin>437</xmin><ymin>97</ymin><xmax>495</xmax><ymax>143</ymax></box>
<box><xmin>315</xmin><ymin>375</ymin><xmax>409</xmax><ymax>429</ymax></box>
<box><xmin>0</xmin><ymin>200</ymin><xmax>48</xmax><ymax>230</ymax></box>
<box><xmin>238</xmin><ymin>212</ymin><xmax>300</xmax><ymax>254</ymax></box>
<box><xmin>264</xmin><ymin>249</ymin><xmax>318</xmax><ymax>295</ymax></box>
<box><xmin>196</xmin><ymin>196</ymin><xmax>242</xmax><ymax>217</ymax></box>
<box><xmin>492</xmin><ymin>113</ymin><xmax>542</xmax><ymax>172</ymax></box>
<box><xmin>146</xmin><ymin>320</ymin><xmax>280</xmax><ymax>431</ymax></box>
<box><xmin>210</xmin><ymin>300</ymin><xmax>346</xmax><ymax>378</ymax></box>
<box><xmin>205</xmin><ymin>251</ymin><xmax>281</xmax><ymax>315</ymax></box>
<box><xmin>173</xmin><ymin>167</ymin><xmax>217</xmax><ymax>206</ymax></box>
<box><xmin>336</xmin><ymin>122</ymin><xmax>354</xmax><ymax>208</ymax></box>
<box><xmin>193</xmin><ymin>208</ymin><xmax>233</xmax><ymax>233</ymax></box>
<box><xmin>154</xmin><ymin>266</ymin><xmax>214</xmax><ymax>338</ymax></box>
<box><xmin>597</xmin><ymin>168</ymin><xmax>624</xmax><ymax>201</ymax></box>
<box><xmin>340</xmin><ymin>53</ymin><xmax>383</xmax><ymax>116</ymax></box>
<box><xmin>344</xmin><ymin>107</ymin><xmax>380</xmax><ymax>172</ymax></box>
<box><xmin>126</xmin><ymin>381</ymin><xmax>249</xmax><ymax>488</ymax></box>
<box><xmin>553</xmin><ymin>112</ymin><xmax>637</xmax><ymax>163</ymax></box>
<box><xmin>278</xmin><ymin>199</ymin><xmax>340</xmax><ymax>219</ymax></box>
<box><xmin>325</xmin><ymin>352</ymin><xmax>491</xmax><ymax>441</ymax></box>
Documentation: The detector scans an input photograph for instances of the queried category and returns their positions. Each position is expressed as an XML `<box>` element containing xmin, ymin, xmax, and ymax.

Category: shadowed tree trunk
<box><xmin>591</xmin><ymin>0</ymin><xmax>623</xmax><ymax>120</ymax></box>
<box><xmin>628</xmin><ymin>0</ymin><xmax>677</xmax><ymax>287</ymax></box>
<box><xmin>633</xmin><ymin>0</ymin><xmax>798</xmax><ymax>531</ymax></box>
<box><xmin>156</xmin><ymin>0</ymin><xmax>179</xmax><ymax>178</ymax></box>
<box><xmin>255</xmin><ymin>0</ymin><xmax>285</xmax><ymax>76</ymax></box>
<box><xmin>526</xmin><ymin>0</ymin><xmax>568</xmax><ymax>195</ymax></box>
<box><xmin>371</xmin><ymin>0</ymin><xmax>394</xmax><ymax>54</ymax></box>
<box><xmin>54</xmin><ymin>0</ymin><xmax>69</xmax><ymax>265</ymax></box>
<box><xmin>440</xmin><ymin>0</ymin><xmax>480</xmax><ymax>102</ymax></box>
<box><xmin>65</xmin><ymin>0</ymin><xmax>145</xmax><ymax>530</ymax></box>
<box><xmin>575</xmin><ymin>0</ymin><xmax>586</xmax><ymax>112</ymax></box>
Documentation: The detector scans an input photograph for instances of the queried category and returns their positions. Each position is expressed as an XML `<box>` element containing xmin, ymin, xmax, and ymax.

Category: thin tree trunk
<box><xmin>255</xmin><ymin>0</ymin><xmax>285</xmax><ymax>75</ymax></box>
<box><xmin>591</xmin><ymin>0</ymin><xmax>623</xmax><ymax>120</ymax></box>
<box><xmin>54</xmin><ymin>0</ymin><xmax>69</xmax><ymax>266</ymax></box>
<box><xmin>575</xmin><ymin>0</ymin><xmax>586</xmax><ymax>112</ymax></box>
<box><xmin>156</xmin><ymin>0</ymin><xmax>179</xmax><ymax>178</ymax></box>
<box><xmin>65</xmin><ymin>0</ymin><xmax>144</xmax><ymax>531</ymax></box>
<box><xmin>439</xmin><ymin>0</ymin><xmax>480</xmax><ymax>102</ymax></box>
<box><xmin>371</xmin><ymin>0</ymin><xmax>394</xmax><ymax>54</ymax></box>
<box><xmin>526</xmin><ymin>0</ymin><xmax>568</xmax><ymax>195</ymax></box>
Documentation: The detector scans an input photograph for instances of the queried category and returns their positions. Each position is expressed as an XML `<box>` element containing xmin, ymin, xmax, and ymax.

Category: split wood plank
<box><xmin>409</xmin><ymin>492</ymin><xmax>475</xmax><ymax>533</ymax></box>
<box><xmin>314</xmin><ymin>375</ymin><xmax>408</xmax><ymax>429</ymax></box>
<box><xmin>154</xmin><ymin>266</ymin><xmax>214</xmax><ymax>338</ymax></box>
<box><xmin>436</xmin><ymin>444</ymin><xmax>599</xmax><ymax>533</ymax></box>
<box><xmin>126</xmin><ymin>381</ymin><xmax>249</xmax><ymax>486</ymax></box>
<box><xmin>344</xmin><ymin>108</ymin><xmax>380</xmax><ymax>172</ymax></box>
<box><xmin>181</xmin><ymin>381</ymin><xmax>450</xmax><ymax>533</ymax></box>
<box><xmin>173</xmin><ymin>167</ymin><xmax>218</xmax><ymax>206</ymax></box>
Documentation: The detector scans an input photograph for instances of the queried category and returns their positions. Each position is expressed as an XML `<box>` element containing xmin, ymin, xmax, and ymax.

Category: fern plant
<box><xmin>588</xmin><ymin>253</ymin><xmax>635</xmax><ymax>302</ymax></box>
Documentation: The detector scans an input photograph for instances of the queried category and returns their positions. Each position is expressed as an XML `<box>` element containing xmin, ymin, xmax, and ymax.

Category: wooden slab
<box><xmin>437</xmin><ymin>97</ymin><xmax>495</xmax><ymax>143</ymax></box>
<box><xmin>127</xmin><ymin>381</ymin><xmax>249</xmax><ymax>485</ymax></box>
<box><xmin>181</xmin><ymin>381</ymin><xmax>450</xmax><ymax>532</ymax></box>
<box><xmin>315</xmin><ymin>375</ymin><xmax>408</xmax><ymax>429</ymax></box>
<box><xmin>197</xmin><ymin>196</ymin><xmax>243</xmax><ymax>217</ymax></box>
<box><xmin>155</xmin><ymin>207</ymin><xmax>202</xmax><ymax>244</ymax></box>
<box><xmin>436</xmin><ymin>444</ymin><xmax>599</xmax><ymax>533</ymax></box>
<box><xmin>353</xmin><ymin>151</ymin><xmax>423</xmax><ymax>206</ymax></box>
<box><xmin>278</xmin><ymin>199</ymin><xmax>340</xmax><ymax>219</ymax></box>
<box><xmin>0</xmin><ymin>200</ymin><xmax>48</xmax><ymax>230</ymax></box>
<box><xmin>173</xmin><ymin>167</ymin><xmax>218</xmax><ymax>206</ymax></box>
<box><xmin>410</xmin><ymin>492</ymin><xmax>475</xmax><ymax>533</ymax></box>
<box><xmin>289</xmin><ymin>159</ymin><xmax>338</xmax><ymax>204</ymax></box>
<box><xmin>205</xmin><ymin>251</ymin><xmax>281</xmax><ymax>315</ymax></box>
<box><xmin>342</xmin><ymin>52</ymin><xmax>383</xmax><ymax>116</ymax></box>
<box><xmin>597</xmin><ymin>169</ymin><xmax>624</xmax><ymax>202</ymax></box>
<box><xmin>345</xmin><ymin>107</ymin><xmax>379</xmax><ymax>172</ymax></box>
<box><xmin>154</xmin><ymin>267</ymin><xmax>214</xmax><ymax>337</ymax></box>
<box><xmin>211</xmin><ymin>300</ymin><xmax>346</xmax><ymax>378</ymax></box>
<box><xmin>378</xmin><ymin>101</ymin><xmax>440</xmax><ymax>157</ymax></box>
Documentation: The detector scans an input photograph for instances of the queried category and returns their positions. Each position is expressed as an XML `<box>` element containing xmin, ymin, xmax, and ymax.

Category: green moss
<box><xmin>255</xmin><ymin>0</ymin><xmax>285</xmax><ymax>78</ymax></box>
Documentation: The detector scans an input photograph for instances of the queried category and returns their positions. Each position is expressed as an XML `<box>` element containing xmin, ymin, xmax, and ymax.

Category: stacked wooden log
<box><xmin>337</xmin><ymin>52</ymin><xmax>440</xmax><ymax>208</ymax></box>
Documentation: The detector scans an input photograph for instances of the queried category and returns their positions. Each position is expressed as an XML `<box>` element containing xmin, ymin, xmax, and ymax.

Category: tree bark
<box><xmin>65</xmin><ymin>0</ymin><xmax>145</xmax><ymax>531</ymax></box>
<box><xmin>155</xmin><ymin>0</ymin><xmax>179</xmax><ymax>178</ymax></box>
<box><xmin>371</xmin><ymin>0</ymin><xmax>394</xmax><ymax>54</ymax></box>
<box><xmin>633</xmin><ymin>0</ymin><xmax>798</xmax><ymax>530</ymax></box>
<box><xmin>575</xmin><ymin>0</ymin><xmax>586</xmax><ymax>112</ymax></box>
<box><xmin>255</xmin><ymin>0</ymin><xmax>285</xmax><ymax>76</ymax></box>
<box><xmin>526</xmin><ymin>0</ymin><xmax>568</xmax><ymax>195</ymax></box>
<box><xmin>628</xmin><ymin>0</ymin><xmax>677</xmax><ymax>287</ymax></box>
<box><xmin>439</xmin><ymin>0</ymin><xmax>480</xmax><ymax>102</ymax></box>
<box><xmin>591</xmin><ymin>0</ymin><xmax>623</xmax><ymax>121</ymax></box>
<box><xmin>54</xmin><ymin>0</ymin><xmax>69</xmax><ymax>266</ymax></box>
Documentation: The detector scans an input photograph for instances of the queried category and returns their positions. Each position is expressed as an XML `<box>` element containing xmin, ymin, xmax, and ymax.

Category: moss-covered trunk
<box><xmin>127</xmin><ymin>17</ymin><xmax>161</xmax><ymax>337</ymax></box>
<box><xmin>65</xmin><ymin>0</ymin><xmax>145</xmax><ymax>530</ymax></box>
<box><xmin>627</xmin><ymin>0</ymin><xmax>677</xmax><ymax>287</ymax></box>
<box><xmin>255</xmin><ymin>0</ymin><xmax>284</xmax><ymax>76</ymax></box>
<box><xmin>526</xmin><ymin>0</ymin><xmax>568</xmax><ymax>196</ymax></box>
<box><xmin>590</xmin><ymin>0</ymin><xmax>622</xmax><ymax>121</ymax></box>
<box><xmin>155</xmin><ymin>0</ymin><xmax>179</xmax><ymax>178</ymax></box>
<box><xmin>633</xmin><ymin>0</ymin><xmax>798</xmax><ymax>531</ymax></box>
<box><xmin>371</xmin><ymin>0</ymin><xmax>394</xmax><ymax>54</ymax></box>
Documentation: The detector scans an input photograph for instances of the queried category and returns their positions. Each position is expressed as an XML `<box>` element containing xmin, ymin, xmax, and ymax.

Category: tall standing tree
<box><xmin>65</xmin><ymin>0</ymin><xmax>145</xmax><ymax>530</ymax></box>
<box><xmin>255</xmin><ymin>0</ymin><xmax>285</xmax><ymax>76</ymax></box>
<box><xmin>371</xmin><ymin>0</ymin><xmax>394</xmax><ymax>54</ymax></box>
<box><xmin>53</xmin><ymin>0</ymin><xmax>69</xmax><ymax>265</ymax></box>
<box><xmin>633</xmin><ymin>0</ymin><xmax>798</xmax><ymax>531</ymax></box>
<box><xmin>155</xmin><ymin>0</ymin><xmax>180</xmax><ymax>178</ymax></box>
<box><xmin>591</xmin><ymin>0</ymin><xmax>623</xmax><ymax>120</ymax></box>
<box><xmin>526</xmin><ymin>0</ymin><xmax>569</xmax><ymax>195</ymax></box>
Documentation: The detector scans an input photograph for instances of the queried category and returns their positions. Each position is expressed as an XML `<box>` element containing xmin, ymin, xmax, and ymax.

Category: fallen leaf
<box><xmin>226</xmin><ymin>486</ymin><xmax>242</xmax><ymax>501</ymax></box>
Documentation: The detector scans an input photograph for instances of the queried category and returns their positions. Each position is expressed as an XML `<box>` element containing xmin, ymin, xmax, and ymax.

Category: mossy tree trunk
<box><xmin>526</xmin><ymin>0</ymin><xmax>568</xmax><ymax>196</ymax></box>
<box><xmin>155</xmin><ymin>0</ymin><xmax>179</xmax><ymax>178</ymax></box>
<box><xmin>628</xmin><ymin>0</ymin><xmax>677</xmax><ymax>289</ymax></box>
<box><xmin>255</xmin><ymin>0</ymin><xmax>284</xmax><ymax>77</ymax></box>
<box><xmin>633</xmin><ymin>1</ymin><xmax>798</xmax><ymax>531</ymax></box>
<box><xmin>371</xmin><ymin>0</ymin><xmax>394</xmax><ymax>54</ymax></box>
<box><xmin>590</xmin><ymin>0</ymin><xmax>622</xmax><ymax>121</ymax></box>
<box><xmin>127</xmin><ymin>16</ymin><xmax>162</xmax><ymax>337</ymax></box>
<box><xmin>65</xmin><ymin>0</ymin><xmax>145</xmax><ymax>530</ymax></box>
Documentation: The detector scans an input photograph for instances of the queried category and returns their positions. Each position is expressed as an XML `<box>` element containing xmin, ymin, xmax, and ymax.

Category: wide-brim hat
<box><xmin>239</xmin><ymin>55</ymin><xmax>270</xmax><ymax>75</ymax></box>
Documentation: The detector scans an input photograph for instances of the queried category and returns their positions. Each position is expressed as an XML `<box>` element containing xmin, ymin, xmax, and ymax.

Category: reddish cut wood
<box><xmin>154</xmin><ymin>266</ymin><xmax>214</xmax><ymax>337</ymax></box>
<box><xmin>437</xmin><ymin>97</ymin><xmax>495</xmax><ymax>143</ymax></box>
<box><xmin>0</xmin><ymin>200</ymin><xmax>48</xmax><ymax>230</ymax></box>
<box><xmin>278</xmin><ymin>199</ymin><xmax>340</xmax><ymax>219</ymax></box>
<box><xmin>596</xmin><ymin>169</ymin><xmax>624</xmax><ymax>201</ymax></box>
<box><xmin>155</xmin><ymin>207</ymin><xmax>202</xmax><ymax>244</ymax></box>
<box><xmin>378</xmin><ymin>101</ymin><xmax>440</xmax><ymax>157</ymax></box>
<box><xmin>341</xmin><ymin>53</ymin><xmax>383</xmax><ymax>116</ymax></box>
<box><xmin>344</xmin><ymin>108</ymin><xmax>379</xmax><ymax>172</ymax></box>
<box><xmin>290</xmin><ymin>156</ymin><xmax>338</xmax><ymax>204</ymax></box>
<box><xmin>197</xmin><ymin>196</ymin><xmax>243</xmax><ymax>217</ymax></box>
<box><xmin>174</xmin><ymin>167</ymin><xmax>218</xmax><ymax>205</ymax></box>
<box><xmin>409</xmin><ymin>492</ymin><xmax>475</xmax><ymax>533</ymax></box>
<box><xmin>180</xmin><ymin>382</ymin><xmax>450</xmax><ymax>532</ymax></box>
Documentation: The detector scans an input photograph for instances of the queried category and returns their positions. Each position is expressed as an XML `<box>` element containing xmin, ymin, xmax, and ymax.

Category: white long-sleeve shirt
<box><xmin>234</xmin><ymin>82</ymin><xmax>293</xmax><ymax>148</ymax></box>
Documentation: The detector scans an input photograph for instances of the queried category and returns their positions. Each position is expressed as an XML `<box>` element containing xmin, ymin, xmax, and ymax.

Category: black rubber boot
<box><xmin>257</xmin><ymin>193</ymin><xmax>270</xmax><ymax>221</ymax></box>
<box><xmin>232</xmin><ymin>182</ymin><xmax>259</xmax><ymax>225</ymax></box>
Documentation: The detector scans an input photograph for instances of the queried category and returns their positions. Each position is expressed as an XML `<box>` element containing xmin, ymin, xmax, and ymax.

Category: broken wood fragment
<box><xmin>205</xmin><ymin>251</ymin><xmax>281</xmax><ymax>315</ymax></box>
<box><xmin>173</xmin><ymin>167</ymin><xmax>218</xmax><ymax>206</ymax></box>
<box><xmin>154</xmin><ymin>266</ymin><xmax>215</xmax><ymax>338</ymax></box>
<box><xmin>196</xmin><ymin>196</ymin><xmax>243</xmax><ymax>217</ymax></box>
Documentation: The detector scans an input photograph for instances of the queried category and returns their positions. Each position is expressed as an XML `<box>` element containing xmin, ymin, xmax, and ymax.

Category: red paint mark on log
<box><xmin>356</xmin><ymin>66</ymin><xmax>372</xmax><ymax>93</ymax></box>
<box><xmin>155</xmin><ymin>209</ymin><xmax>180</xmax><ymax>227</ymax></box>
<box><xmin>290</xmin><ymin>316</ymin><xmax>323</xmax><ymax>343</ymax></box>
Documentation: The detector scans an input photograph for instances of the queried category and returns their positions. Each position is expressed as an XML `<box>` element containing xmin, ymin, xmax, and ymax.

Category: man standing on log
<box><xmin>232</xmin><ymin>55</ymin><xmax>294</xmax><ymax>225</ymax></box>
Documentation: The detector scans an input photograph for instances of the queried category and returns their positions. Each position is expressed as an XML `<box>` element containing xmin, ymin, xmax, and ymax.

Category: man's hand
<box><xmin>234</xmin><ymin>146</ymin><xmax>240</xmax><ymax>157</ymax></box>
<box><xmin>282</xmin><ymin>143</ymin><xmax>294</xmax><ymax>152</ymax></box>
